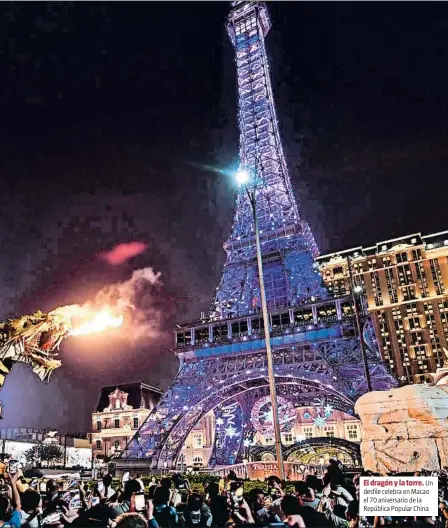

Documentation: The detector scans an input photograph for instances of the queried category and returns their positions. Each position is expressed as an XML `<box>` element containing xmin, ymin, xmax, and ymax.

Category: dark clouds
<box><xmin>0</xmin><ymin>2</ymin><xmax>447</xmax><ymax>429</ymax></box>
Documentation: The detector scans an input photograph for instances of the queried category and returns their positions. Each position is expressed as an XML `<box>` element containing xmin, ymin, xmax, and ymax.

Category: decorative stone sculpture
<box><xmin>356</xmin><ymin>349</ymin><xmax>448</xmax><ymax>474</ymax></box>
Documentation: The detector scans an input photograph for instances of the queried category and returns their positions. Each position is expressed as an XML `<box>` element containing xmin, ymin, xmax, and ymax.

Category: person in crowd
<box><xmin>20</xmin><ymin>488</ymin><xmax>42</xmax><ymax>528</ymax></box>
<box><xmin>321</xmin><ymin>498</ymin><xmax>367</xmax><ymax>528</ymax></box>
<box><xmin>44</xmin><ymin>480</ymin><xmax>59</xmax><ymax>506</ymax></box>
<box><xmin>182</xmin><ymin>493</ymin><xmax>212</xmax><ymax>527</ymax></box>
<box><xmin>266</xmin><ymin>475</ymin><xmax>285</xmax><ymax>501</ymax></box>
<box><xmin>134</xmin><ymin>474</ymin><xmax>145</xmax><ymax>492</ymax></box>
<box><xmin>109</xmin><ymin>479</ymin><xmax>143</xmax><ymax>520</ymax></box>
<box><xmin>319</xmin><ymin>471</ymin><xmax>354</xmax><ymax>518</ymax></box>
<box><xmin>281</xmin><ymin>494</ymin><xmax>333</xmax><ymax>528</ymax></box>
<box><xmin>439</xmin><ymin>500</ymin><xmax>448</xmax><ymax>528</ymax></box>
<box><xmin>147</xmin><ymin>478</ymin><xmax>158</xmax><ymax>495</ymax></box>
<box><xmin>17</xmin><ymin>466</ymin><xmax>448</xmax><ymax>528</ymax></box>
<box><xmin>0</xmin><ymin>470</ymin><xmax>22</xmax><ymax>528</ymax></box>
<box><xmin>305</xmin><ymin>471</ymin><xmax>324</xmax><ymax>496</ymax></box>
<box><xmin>115</xmin><ymin>512</ymin><xmax>148</xmax><ymax>528</ymax></box>
<box><xmin>352</xmin><ymin>474</ymin><xmax>361</xmax><ymax>500</ymax></box>
<box><xmin>169</xmin><ymin>476</ymin><xmax>183</xmax><ymax>509</ymax></box>
<box><xmin>0</xmin><ymin>457</ymin><xmax>8</xmax><ymax>478</ymax></box>
<box><xmin>153</xmin><ymin>485</ymin><xmax>178</xmax><ymax>528</ymax></box>
<box><xmin>112</xmin><ymin>499</ymin><xmax>159</xmax><ymax>528</ymax></box>
<box><xmin>158</xmin><ymin>478</ymin><xmax>178</xmax><ymax>508</ymax></box>
<box><xmin>248</xmin><ymin>488</ymin><xmax>281</xmax><ymax>524</ymax></box>
<box><xmin>96</xmin><ymin>473</ymin><xmax>116</xmax><ymax>501</ymax></box>
<box><xmin>122</xmin><ymin>472</ymin><xmax>130</xmax><ymax>487</ymax></box>
<box><xmin>280</xmin><ymin>494</ymin><xmax>305</xmax><ymax>528</ymax></box>
<box><xmin>266</xmin><ymin>475</ymin><xmax>286</xmax><ymax>520</ymax></box>
<box><xmin>223</xmin><ymin>472</ymin><xmax>237</xmax><ymax>495</ymax></box>
<box><xmin>226</xmin><ymin>481</ymin><xmax>254</xmax><ymax>525</ymax></box>
<box><xmin>172</xmin><ymin>474</ymin><xmax>191</xmax><ymax>494</ymax></box>
<box><xmin>205</xmin><ymin>482</ymin><xmax>228</xmax><ymax>527</ymax></box>
<box><xmin>160</xmin><ymin>478</ymin><xmax>172</xmax><ymax>491</ymax></box>
<box><xmin>294</xmin><ymin>481</ymin><xmax>319</xmax><ymax>510</ymax></box>
<box><xmin>41</xmin><ymin>479</ymin><xmax>70</xmax><ymax>526</ymax></box>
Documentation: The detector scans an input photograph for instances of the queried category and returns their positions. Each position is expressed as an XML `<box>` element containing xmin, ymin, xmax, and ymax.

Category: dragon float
<box><xmin>0</xmin><ymin>310</ymin><xmax>72</xmax><ymax>386</ymax></box>
<box><xmin>0</xmin><ymin>307</ymin><xmax>123</xmax><ymax>417</ymax></box>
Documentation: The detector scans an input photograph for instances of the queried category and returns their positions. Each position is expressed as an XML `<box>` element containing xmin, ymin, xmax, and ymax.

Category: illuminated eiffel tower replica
<box><xmin>119</xmin><ymin>1</ymin><xmax>396</xmax><ymax>471</ymax></box>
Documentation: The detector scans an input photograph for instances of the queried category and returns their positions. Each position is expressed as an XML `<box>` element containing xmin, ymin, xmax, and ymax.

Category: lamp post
<box><xmin>347</xmin><ymin>256</ymin><xmax>372</xmax><ymax>392</ymax></box>
<box><xmin>235</xmin><ymin>169</ymin><xmax>285</xmax><ymax>481</ymax></box>
<box><xmin>243</xmin><ymin>458</ymin><xmax>248</xmax><ymax>479</ymax></box>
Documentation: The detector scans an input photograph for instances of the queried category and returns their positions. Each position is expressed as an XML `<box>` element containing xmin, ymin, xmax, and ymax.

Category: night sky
<box><xmin>1</xmin><ymin>2</ymin><xmax>448</xmax><ymax>431</ymax></box>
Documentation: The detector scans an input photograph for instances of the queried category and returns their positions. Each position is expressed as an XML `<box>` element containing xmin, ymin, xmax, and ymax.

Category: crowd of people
<box><xmin>0</xmin><ymin>462</ymin><xmax>447</xmax><ymax>528</ymax></box>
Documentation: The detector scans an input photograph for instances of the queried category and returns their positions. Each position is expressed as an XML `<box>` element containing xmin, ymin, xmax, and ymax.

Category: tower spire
<box><xmin>212</xmin><ymin>1</ymin><xmax>324</xmax><ymax>319</ymax></box>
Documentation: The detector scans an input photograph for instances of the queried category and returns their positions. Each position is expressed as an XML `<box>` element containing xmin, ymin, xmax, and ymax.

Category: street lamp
<box><xmin>235</xmin><ymin>167</ymin><xmax>285</xmax><ymax>481</ymax></box>
<box><xmin>235</xmin><ymin>169</ymin><xmax>250</xmax><ymax>186</ymax></box>
<box><xmin>346</xmin><ymin>256</ymin><xmax>372</xmax><ymax>392</ymax></box>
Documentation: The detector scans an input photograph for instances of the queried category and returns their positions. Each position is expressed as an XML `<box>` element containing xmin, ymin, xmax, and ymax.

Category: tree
<box><xmin>24</xmin><ymin>443</ymin><xmax>63</xmax><ymax>468</ymax></box>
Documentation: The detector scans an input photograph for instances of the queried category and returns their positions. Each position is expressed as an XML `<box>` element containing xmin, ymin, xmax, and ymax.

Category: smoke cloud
<box><xmin>96</xmin><ymin>267</ymin><xmax>165</xmax><ymax>343</ymax></box>
<box><xmin>98</xmin><ymin>241</ymin><xmax>149</xmax><ymax>265</ymax></box>
<box><xmin>52</xmin><ymin>267</ymin><xmax>166</xmax><ymax>344</ymax></box>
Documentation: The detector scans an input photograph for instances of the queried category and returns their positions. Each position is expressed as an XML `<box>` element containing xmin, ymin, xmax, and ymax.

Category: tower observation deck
<box><xmin>118</xmin><ymin>2</ymin><xmax>396</xmax><ymax>471</ymax></box>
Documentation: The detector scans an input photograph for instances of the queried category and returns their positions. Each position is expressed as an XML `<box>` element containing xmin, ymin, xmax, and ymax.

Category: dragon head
<box><xmin>0</xmin><ymin>305</ymin><xmax>122</xmax><ymax>388</ymax></box>
<box><xmin>0</xmin><ymin>311</ymin><xmax>72</xmax><ymax>384</ymax></box>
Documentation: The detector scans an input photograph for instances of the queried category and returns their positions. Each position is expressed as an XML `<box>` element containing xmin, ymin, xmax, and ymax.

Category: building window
<box><xmin>385</xmin><ymin>268</ymin><xmax>398</xmax><ymax>304</ymax></box>
<box><xmin>96</xmin><ymin>440</ymin><xmax>101</xmax><ymax>449</ymax></box>
<box><xmin>282</xmin><ymin>433</ymin><xmax>293</xmax><ymax>444</ymax></box>
<box><xmin>133</xmin><ymin>417</ymin><xmax>139</xmax><ymax>429</ymax></box>
<box><xmin>96</xmin><ymin>421</ymin><xmax>101</xmax><ymax>432</ymax></box>
<box><xmin>323</xmin><ymin>426</ymin><xmax>335</xmax><ymax>438</ymax></box>
<box><xmin>114</xmin><ymin>419</ymin><xmax>120</xmax><ymax>428</ymax></box>
<box><xmin>192</xmin><ymin>456</ymin><xmax>203</xmax><ymax>467</ymax></box>
<box><xmin>402</xmin><ymin>285</ymin><xmax>416</xmax><ymax>301</ymax></box>
<box><xmin>430</xmin><ymin>259</ymin><xmax>445</xmax><ymax>295</ymax></box>
<box><xmin>346</xmin><ymin>424</ymin><xmax>359</xmax><ymax>440</ymax></box>
<box><xmin>303</xmin><ymin>427</ymin><xmax>313</xmax><ymax>439</ymax></box>
<box><xmin>192</xmin><ymin>433</ymin><xmax>204</xmax><ymax>449</ymax></box>
<box><xmin>371</xmin><ymin>272</ymin><xmax>383</xmax><ymax>306</ymax></box>
<box><xmin>412</xmin><ymin>249</ymin><xmax>422</xmax><ymax>261</ymax></box>
<box><xmin>415</xmin><ymin>262</ymin><xmax>429</xmax><ymax>297</ymax></box>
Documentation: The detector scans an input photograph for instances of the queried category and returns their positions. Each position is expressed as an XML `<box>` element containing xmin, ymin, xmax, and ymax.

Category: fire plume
<box><xmin>47</xmin><ymin>266</ymin><xmax>162</xmax><ymax>343</ymax></box>
<box><xmin>49</xmin><ymin>305</ymin><xmax>124</xmax><ymax>337</ymax></box>
<box><xmin>69</xmin><ymin>309</ymin><xmax>124</xmax><ymax>336</ymax></box>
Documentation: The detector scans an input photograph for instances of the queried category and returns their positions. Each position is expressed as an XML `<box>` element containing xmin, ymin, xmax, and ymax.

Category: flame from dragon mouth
<box><xmin>48</xmin><ymin>305</ymin><xmax>124</xmax><ymax>338</ymax></box>
<box><xmin>69</xmin><ymin>309</ymin><xmax>124</xmax><ymax>336</ymax></box>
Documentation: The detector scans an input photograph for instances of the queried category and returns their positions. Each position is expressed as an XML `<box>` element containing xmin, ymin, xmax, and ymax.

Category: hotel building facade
<box><xmin>317</xmin><ymin>231</ymin><xmax>448</xmax><ymax>384</ymax></box>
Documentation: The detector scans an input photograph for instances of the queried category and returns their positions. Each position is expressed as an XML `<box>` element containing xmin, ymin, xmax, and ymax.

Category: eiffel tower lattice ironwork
<box><xmin>119</xmin><ymin>1</ymin><xmax>396</xmax><ymax>470</ymax></box>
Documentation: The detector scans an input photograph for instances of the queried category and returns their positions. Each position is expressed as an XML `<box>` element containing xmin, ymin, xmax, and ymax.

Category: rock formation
<box><xmin>356</xmin><ymin>351</ymin><xmax>448</xmax><ymax>474</ymax></box>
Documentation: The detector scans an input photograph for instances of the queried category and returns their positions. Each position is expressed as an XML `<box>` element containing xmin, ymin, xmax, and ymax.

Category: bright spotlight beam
<box><xmin>235</xmin><ymin>169</ymin><xmax>250</xmax><ymax>185</ymax></box>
